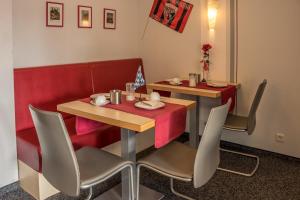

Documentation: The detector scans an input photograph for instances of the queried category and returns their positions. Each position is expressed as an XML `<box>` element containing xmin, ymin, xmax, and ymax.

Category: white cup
<box><xmin>126</xmin><ymin>95</ymin><xmax>135</xmax><ymax>101</ymax></box>
<box><xmin>95</xmin><ymin>95</ymin><xmax>107</xmax><ymax>106</ymax></box>
<box><xmin>172</xmin><ymin>77</ymin><xmax>180</xmax><ymax>84</ymax></box>
<box><xmin>150</xmin><ymin>92</ymin><xmax>161</xmax><ymax>102</ymax></box>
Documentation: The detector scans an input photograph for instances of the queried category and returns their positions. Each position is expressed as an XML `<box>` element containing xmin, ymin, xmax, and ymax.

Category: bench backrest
<box><xmin>91</xmin><ymin>58</ymin><xmax>145</xmax><ymax>93</ymax></box>
<box><xmin>14</xmin><ymin>58</ymin><xmax>145</xmax><ymax>132</ymax></box>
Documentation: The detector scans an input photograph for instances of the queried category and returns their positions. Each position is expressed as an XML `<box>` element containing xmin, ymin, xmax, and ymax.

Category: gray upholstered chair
<box><xmin>29</xmin><ymin>105</ymin><xmax>135</xmax><ymax>200</ymax></box>
<box><xmin>136</xmin><ymin>100</ymin><xmax>231</xmax><ymax>200</ymax></box>
<box><xmin>218</xmin><ymin>79</ymin><xmax>267</xmax><ymax>177</ymax></box>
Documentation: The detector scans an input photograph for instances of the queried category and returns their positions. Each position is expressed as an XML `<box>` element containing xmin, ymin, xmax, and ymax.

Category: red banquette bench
<box><xmin>14</xmin><ymin>58</ymin><xmax>146</xmax><ymax>172</ymax></box>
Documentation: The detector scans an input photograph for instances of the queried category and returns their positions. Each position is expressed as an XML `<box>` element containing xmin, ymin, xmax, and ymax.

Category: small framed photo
<box><xmin>78</xmin><ymin>5</ymin><xmax>92</xmax><ymax>28</ymax></box>
<box><xmin>103</xmin><ymin>9</ymin><xmax>116</xmax><ymax>29</ymax></box>
<box><xmin>46</xmin><ymin>2</ymin><xmax>64</xmax><ymax>27</ymax></box>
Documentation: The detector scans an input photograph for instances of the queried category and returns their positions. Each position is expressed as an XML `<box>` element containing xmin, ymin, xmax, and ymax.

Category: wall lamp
<box><xmin>208</xmin><ymin>0</ymin><xmax>219</xmax><ymax>30</ymax></box>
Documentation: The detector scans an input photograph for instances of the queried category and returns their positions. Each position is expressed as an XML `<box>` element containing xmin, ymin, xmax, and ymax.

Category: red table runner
<box><xmin>76</xmin><ymin>96</ymin><xmax>187</xmax><ymax>148</ymax></box>
<box><xmin>157</xmin><ymin>80</ymin><xmax>236</xmax><ymax>112</ymax></box>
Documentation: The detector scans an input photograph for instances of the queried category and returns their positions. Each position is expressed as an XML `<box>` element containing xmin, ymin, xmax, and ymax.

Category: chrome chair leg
<box><xmin>137</xmin><ymin>164</ymin><xmax>195</xmax><ymax>200</ymax></box>
<box><xmin>85</xmin><ymin>187</ymin><xmax>93</xmax><ymax>200</ymax></box>
<box><xmin>84</xmin><ymin>164</ymin><xmax>134</xmax><ymax>200</ymax></box>
<box><xmin>170</xmin><ymin>179</ymin><xmax>195</xmax><ymax>200</ymax></box>
<box><xmin>128</xmin><ymin>164</ymin><xmax>135</xmax><ymax>200</ymax></box>
<box><xmin>136</xmin><ymin>165</ymin><xmax>141</xmax><ymax>200</ymax></box>
<box><xmin>217</xmin><ymin>148</ymin><xmax>260</xmax><ymax>177</ymax></box>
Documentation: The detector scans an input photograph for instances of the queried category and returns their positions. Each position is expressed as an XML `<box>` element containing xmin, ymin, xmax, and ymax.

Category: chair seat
<box><xmin>76</xmin><ymin>147</ymin><xmax>132</xmax><ymax>187</ymax></box>
<box><xmin>138</xmin><ymin>142</ymin><xmax>196</xmax><ymax>180</ymax></box>
<box><xmin>224</xmin><ymin>114</ymin><xmax>248</xmax><ymax>131</ymax></box>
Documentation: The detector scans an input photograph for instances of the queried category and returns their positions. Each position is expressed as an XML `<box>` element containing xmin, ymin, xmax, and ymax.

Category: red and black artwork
<box><xmin>149</xmin><ymin>0</ymin><xmax>193</xmax><ymax>33</ymax></box>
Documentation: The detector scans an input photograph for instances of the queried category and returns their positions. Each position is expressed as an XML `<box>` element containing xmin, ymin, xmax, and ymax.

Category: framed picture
<box><xmin>103</xmin><ymin>9</ymin><xmax>116</xmax><ymax>29</ymax></box>
<box><xmin>46</xmin><ymin>2</ymin><xmax>64</xmax><ymax>27</ymax></box>
<box><xmin>78</xmin><ymin>5</ymin><xmax>92</xmax><ymax>28</ymax></box>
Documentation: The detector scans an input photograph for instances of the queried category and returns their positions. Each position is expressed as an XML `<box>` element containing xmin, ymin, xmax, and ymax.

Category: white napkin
<box><xmin>142</xmin><ymin>100</ymin><xmax>159</xmax><ymax>107</ymax></box>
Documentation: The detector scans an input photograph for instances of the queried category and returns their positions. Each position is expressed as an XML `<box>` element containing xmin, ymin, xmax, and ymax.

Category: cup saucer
<box><xmin>90</xmin><ymin>100</ymin><xmax>110</xmax><ymax>106</ymax></box>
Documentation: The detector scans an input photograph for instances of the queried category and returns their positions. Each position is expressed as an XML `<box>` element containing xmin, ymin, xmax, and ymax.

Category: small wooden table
<box><xmin>58</xmin><ymin>93</ymin><xmax>196</xmax><ymax>200</ymax></box>
<box><xmin>147</xmin><ymin>81</ymin><xmax>241</xmax><ymax>148</ymax></box>
<box><xmin>147</xmin><ymin>81</ymin><xmax>240</xmax><ymax>98</ymax></box>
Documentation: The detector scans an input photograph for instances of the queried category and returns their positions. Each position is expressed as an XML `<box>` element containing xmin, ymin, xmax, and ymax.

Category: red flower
<box><xmin>202</xmin><ymin>44</ymin><xmax>212</xmax><ymax>52</ymax></box>
<box><xmin>201</xmin><ymin>43</ymin><xmax>212</xmax><ymax>72</ymax></box>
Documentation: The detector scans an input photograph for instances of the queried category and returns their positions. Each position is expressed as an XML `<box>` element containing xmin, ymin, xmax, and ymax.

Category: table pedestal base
<box><xmin>94</xmin><ymin>184</ymin><xmax>164</xmax><ymax>200</ymax></box>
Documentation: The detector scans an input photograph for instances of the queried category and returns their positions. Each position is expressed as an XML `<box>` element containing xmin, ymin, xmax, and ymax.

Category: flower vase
<box><xmin>202</xmin><ymin>70</ymin><xmax>209</xmax><ymax>83</ymax></box>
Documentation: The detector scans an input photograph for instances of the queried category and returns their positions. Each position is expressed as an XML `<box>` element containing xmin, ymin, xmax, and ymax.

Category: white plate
<box><xmin>166</xmin><ymin>78</ymin><xmax>182</xmax><ymax>85</ymax></box>
<box><xmin>90</xmin><ymin>100</ymin><xmax>110</xmax><ymax>106</ymax></box>
<box><xmin>169</xmin><ymin>81</ymin><xmax>183</xmax><ymax>86</ymax></box>
<box><xmin>90</xmin><ymin>93</ymin><xmax>110</xmax><ymax>99</ymax></box>
<box><xmin>135</xmin><ymin>101</ymin><xmax>166</xmax><ymax>110</ymax></box>
<box><xmin>207</xmin><ymin>82</ymin><xmax>228</xmax><ymax>88</ymax></box>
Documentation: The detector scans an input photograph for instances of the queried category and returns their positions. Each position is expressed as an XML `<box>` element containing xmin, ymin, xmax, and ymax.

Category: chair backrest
<box><xmin>247</xmin><ymin>79</ymin><xmax>267</xmax><ymax>135</ymax></box>
<box><xmin>193</xmin><ymin>99</ymin><xmax>231</xmax><ymax>188</ymax></box>
<box><xmin>29</xmin><ymin>105</ymin><xmax>80</xmax><ymax>197</ymax></box>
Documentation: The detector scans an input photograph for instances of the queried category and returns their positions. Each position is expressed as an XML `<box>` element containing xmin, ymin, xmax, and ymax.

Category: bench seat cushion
<box><xmin>17</xmin><ymin>117</ymin><xmax>120</xmax><ymax>172</ymax></box>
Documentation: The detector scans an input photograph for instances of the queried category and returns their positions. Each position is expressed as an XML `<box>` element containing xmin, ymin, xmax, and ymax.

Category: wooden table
<box><xmin>58</xmin><ymin>93</ymin><xmax>196</xmax><ymax>200</ymax></box>
<box><xmin>147</xmin><ymin>81</ymin><xmax>241</xmax><ymax>148</ymax></box>
<box><xmin>147</xmin><ymin>81</ymin><xmax>241</xmax><ymax>98</ymax></box>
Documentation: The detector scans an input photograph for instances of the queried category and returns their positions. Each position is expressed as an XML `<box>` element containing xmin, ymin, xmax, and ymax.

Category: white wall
<box><xmin>222</xmin><ymin>0</ymin><xmax>300</xmax><ymax>158</ymax></box>
<box><xmin>139</xmin><ymin>0</ymin><xmax>202</xmax><ymax>83</ymax></box>
<box><xmin>13</xmin><ymin>0</ymin><xmax>140</xmax><ymax>67</ymax></box>
<box><xmin>0</xmin><ymin>0</ymin><xmax>18</xmax><ymax>188</ymax></box>
<box><xmin>139</xmin><ymin>0</ymin><xmax>230</xmax><ymax>83</ymax></box>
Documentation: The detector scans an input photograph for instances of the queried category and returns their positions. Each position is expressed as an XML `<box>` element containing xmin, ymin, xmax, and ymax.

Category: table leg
<box><xmin>95</xmin><ymin>128</ymin><xmax>164</xmax><ymax>200</ymax></box>
<box><xmin>121</xmin><ymin>128</ymin><xmax>136</xmax><ymax>200</ymax></box>
<box><xmin>189</xmin><ymin>96</ymin><xmax>200</xmax><ymax>148</ymax></box>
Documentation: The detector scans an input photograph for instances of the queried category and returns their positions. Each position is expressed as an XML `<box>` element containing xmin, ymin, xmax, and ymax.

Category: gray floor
<box><xmin>1</xmin><ymin>141</ymin><xmax>300</xmax><ymax>200</ymax></box>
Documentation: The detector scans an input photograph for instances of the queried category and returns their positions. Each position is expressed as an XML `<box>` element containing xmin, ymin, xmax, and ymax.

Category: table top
<box><xmin>147</xmin><ymin>80</ymin><xmax>241</xmax><ymax>98</ymax></box>
<box><xmin>57</xmin><ymin>93</ymin><xmax>196</xmax><ymax>133</ymax></box>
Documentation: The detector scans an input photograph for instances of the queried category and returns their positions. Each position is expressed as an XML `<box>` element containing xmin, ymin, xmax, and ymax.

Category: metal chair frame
<box><xmin>217</xmin><ymin>148</ymin><xmax>260</xmax><ymax>177</ymax></box>
<box><xmin>220</xmin><ymin>80</ymin><xmax>267</xmax><ymax>177</ymax></box>
<box><xmin>137</xmin><ymin>163</ymin><xmax>195</xmax><ymax>200</ymax></box>
<box><xmin>82</xmin><ymin>164</ymin><xmax>135</xmax><ymax>200</ymax></box>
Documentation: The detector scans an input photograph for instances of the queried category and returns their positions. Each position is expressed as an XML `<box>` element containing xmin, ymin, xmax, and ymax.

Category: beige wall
<box><xmin>13</xmin><ymin>0</ymin><xmax>140</xmax><ymax>67</ymax></box>
<box><xmin>0</xmin><ymin>0</ymin><xmax>18</xmax><ymax>188</ymax></box>
<box><xmin>222</xmin><ymin>0</ymin><xmax>300</xmax><ymax>158</ymax></box>
<box><xmin>139</xmin><ymin>0</ymin><xmax>202</xmax><ymax>83</ymax></box>
<box><xmin>139</xmin><ymin>0</ymin><xmax>230</xmax><ymax>83</ymax></box>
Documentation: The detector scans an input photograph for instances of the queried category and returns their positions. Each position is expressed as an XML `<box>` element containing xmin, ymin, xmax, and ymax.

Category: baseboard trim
<box><xmin>181</xmin><ymin>132</ymin><xmax>300</xmax><ymax>161</ymax></box>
